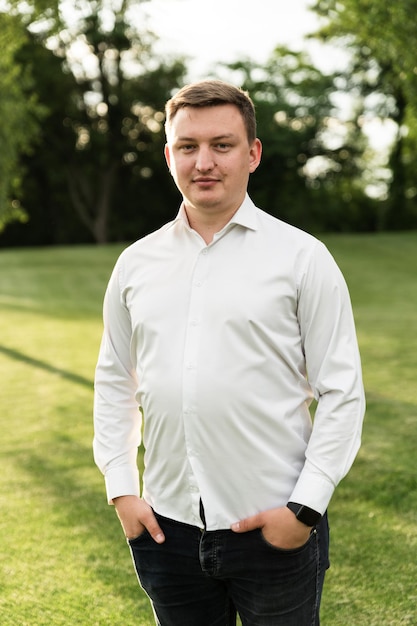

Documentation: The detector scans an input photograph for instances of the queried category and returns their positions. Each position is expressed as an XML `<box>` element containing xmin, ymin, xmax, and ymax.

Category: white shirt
<box><xmin>93</xmin><ymin>195</ymin><xmax>365</xmax><ymax>530</ymax></box>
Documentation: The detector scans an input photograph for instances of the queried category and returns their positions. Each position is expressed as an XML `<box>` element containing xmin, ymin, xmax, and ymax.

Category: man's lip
<box><xmin>193</xmin><ymin>177</ymin><xmax>219</xmax><ymax>183</ymax></box>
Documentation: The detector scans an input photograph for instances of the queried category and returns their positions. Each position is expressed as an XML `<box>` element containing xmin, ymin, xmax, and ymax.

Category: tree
<box><xmin>53</xmin><ymin>1</ymin><xmax>185</xmax><ymax>242</ymax></box>
<box><xmin>1</xmin><ymin>0</ymin><xmax>187</xmax><ymax>245</ymax></box>
<box><xmin>222</xmin><ymin>48</ymin><xmax>377</xmax><ymax>232</ymax></box>
<box><xmin>312</xmin><ymin>0</ymin><xmax>417</xmax><ymax>102</ymax></box>
<box><xmin>311</xmin><ymin>0</ymin><xmax>417</xmax><ymax>229</ymax></box>
<box><xmin>0</xmin><ymin>13</ymin><xmax>45</xmax><ymax>233</ymax></box>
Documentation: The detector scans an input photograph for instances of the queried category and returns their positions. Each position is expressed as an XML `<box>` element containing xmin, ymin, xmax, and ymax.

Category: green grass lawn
<box><xmin>1</xmin><ymin>233</ymin><xmax>416</xmax><ymax>625</ymax></box>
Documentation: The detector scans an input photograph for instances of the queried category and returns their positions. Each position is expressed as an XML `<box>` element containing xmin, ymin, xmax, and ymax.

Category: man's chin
<box><xmin>186</xmin><ymin>195</ymin><xmax>222</xmax><ymax>212</ymax></box>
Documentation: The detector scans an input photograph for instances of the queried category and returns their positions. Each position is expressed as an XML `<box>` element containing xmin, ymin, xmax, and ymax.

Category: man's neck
<box><xmin>184</xmin><ymin>205</ymin><xmax>239</xmax><ymax>245</ymax></box>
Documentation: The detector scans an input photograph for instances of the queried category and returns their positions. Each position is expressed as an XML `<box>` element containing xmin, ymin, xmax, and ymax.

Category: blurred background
<box><xmin>1</xmin><ymin>0</ymin><xmax>416</xmax><ymax>248</ymax></box>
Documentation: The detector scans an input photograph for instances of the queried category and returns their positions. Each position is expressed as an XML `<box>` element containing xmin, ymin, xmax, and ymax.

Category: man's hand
<box><xmin>231</xmin><ymin>506</ymin><xmax>311</xmax><ymax>550</ymax></box>
<box><xmin>113</xmin><ymin>495</ymin><xmax>165</xmax><ymax>544</ymax></box>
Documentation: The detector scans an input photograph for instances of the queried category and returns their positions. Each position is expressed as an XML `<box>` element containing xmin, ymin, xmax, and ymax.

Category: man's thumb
<box><xmin>231</xmin><ymin>514</ymin><xmax>261</xmax><ymax>533</ymax></box>
<box><xmin>145</xmin><ymin>516</ymin><xmax>165</xmax><ymax>544</ymax></box>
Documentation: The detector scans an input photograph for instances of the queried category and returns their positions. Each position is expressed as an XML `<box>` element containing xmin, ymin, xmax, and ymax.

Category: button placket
<box><xmin>182</xmin><ymin>248</ymin><xmax>209</xmax><ymax>502</ymax></box>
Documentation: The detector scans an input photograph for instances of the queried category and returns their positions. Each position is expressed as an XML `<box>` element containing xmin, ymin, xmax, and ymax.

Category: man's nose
<box><xmin>195</xmin><ymin>147</ymin><xmax>215</xmax><ymax>172</ymax></box>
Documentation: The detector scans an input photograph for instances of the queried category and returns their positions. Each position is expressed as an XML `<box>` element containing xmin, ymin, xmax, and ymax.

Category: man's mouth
<box><xmin>193</xmin><ymin>177</ymin><xmax>219</xmax><ymax>185</ymax></box>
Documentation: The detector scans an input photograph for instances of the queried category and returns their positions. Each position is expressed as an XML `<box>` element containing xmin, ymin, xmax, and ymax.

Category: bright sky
<box><xmin>142</xmin><ymin>0</ymin><xmax>328</xmax><ymax>79</ymax></box>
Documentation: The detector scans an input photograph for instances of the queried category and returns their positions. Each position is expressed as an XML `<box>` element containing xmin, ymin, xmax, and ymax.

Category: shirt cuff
<box><xmin>104</xmin><ymin>465</ymin><xmax>140</xmax><ymax>504</ymax></box>
<box><xmin>288</xmin><ymin>466</ymin><xmax>336</xmax><ymax>515</ymax></box>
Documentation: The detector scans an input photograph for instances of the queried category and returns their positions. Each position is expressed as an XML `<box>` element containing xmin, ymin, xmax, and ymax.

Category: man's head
<box><xmin>164</xmin><ymin>80</ymin><xmax>262</xmax><ymax>229</ymax></box>
<box><xmin>165</xmin><ymin>80</ymin><xmax>257</xmax><ymax>145</ymax></box>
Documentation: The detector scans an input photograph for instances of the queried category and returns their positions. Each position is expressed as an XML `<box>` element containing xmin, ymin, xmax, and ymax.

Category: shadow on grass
<box><xmin>17</xmin><ymin>439</ymin><xmax>147</xmax><ymax>604</ymax></box>
<box><xmin>0</xmin><ymin>344</ymin><xmax>93</xmax><ymax>389</ymax></box>
<box><xmin>0</xmin><ymin>298</ymin><xmax>102</xmax><ymax>320</ymax></box>
<box><xmin>14</xmin><ymin>414</ymin><xmax>149</xmax><ymax>605</ymax></box>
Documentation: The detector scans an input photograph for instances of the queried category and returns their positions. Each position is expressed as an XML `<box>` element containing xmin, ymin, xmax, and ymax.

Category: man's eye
<box><xmin>216</xmin><ymin>143</ymin><xmax>231</xmax><ymax>151</ymax></box>
<box><xmin>180</xmin><ymin>145</ymin><xmax>195</xmax><ymax>152</ymax></box>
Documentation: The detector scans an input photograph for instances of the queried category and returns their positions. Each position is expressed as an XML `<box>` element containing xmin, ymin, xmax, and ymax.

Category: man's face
<box><xmin>165</xmin><ymin>104</ymin><xmax>261</xmax><ymax>220</ymax></box>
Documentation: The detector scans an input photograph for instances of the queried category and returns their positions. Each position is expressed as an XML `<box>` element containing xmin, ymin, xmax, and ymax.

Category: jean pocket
<box><xmin>127</xmin><ymin>528</ymin><xmax>150</xmax><ymax>546</ymax></box>
<box><xmin>259</xmin><ymin>528</ymin><xmax>315</xmax><ymax>554</ymax></box>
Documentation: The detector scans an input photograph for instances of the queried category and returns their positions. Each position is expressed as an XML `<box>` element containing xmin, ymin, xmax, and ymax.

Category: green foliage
<box><xmin>1</xmin><ymin>234</ymin><xmax>417</xmax><ymax>624</ymax></box>
<box><xmin>0</xmin><ymin>14</ymin><xmax>46</xmax><ymax>230</ymax></box>
<box><xmin>313</xmin><ymin>0</ymin><xmax>417</xmax><ymax>103</ymax></box>
<box><xmin>311</xmin><ymin>0</ymin><xmax>417</xmax><ymax>229</ymax></box>
<box><xmin>0</xmin><ymin>0</ymin><xmax>186</xmax><ymax>244</ymax></box>
<box><xmin>36</xmin><ymin>0</ymin><xmax>187</xmax><ymax>243</ymax></box>
<box><xmin>3</xmin><ymin>0</ymin><xmax>417</xmax><ymax>244</ymax></box>
<box><xmin>225</xmin><ymin>51</ymin><xmax>378</xmax><ymax>232</ymax></box>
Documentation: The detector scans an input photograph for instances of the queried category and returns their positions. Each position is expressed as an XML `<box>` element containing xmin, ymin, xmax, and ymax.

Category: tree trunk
<box><xmin>67</xmin><ymin>161</ymin><xmax>118</xmax><ymax>243</ymax></box>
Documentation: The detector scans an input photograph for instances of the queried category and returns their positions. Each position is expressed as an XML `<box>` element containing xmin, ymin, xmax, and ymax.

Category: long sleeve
<box><xmin>289</xmin><ymin>241</ymin><xmax>365</xmax><ymax>513</ymax></box>
<box><xmin>93</xmin><ymin>259</ymin><xmax>141</xmax><ymax>503</ymax></box>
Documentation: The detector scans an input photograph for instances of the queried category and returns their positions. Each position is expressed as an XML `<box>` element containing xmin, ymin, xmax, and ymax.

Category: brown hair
<box><xmin>165</xmin><ymin>79</ymin><xmax>257</xmax><ymax>143</ymax></box>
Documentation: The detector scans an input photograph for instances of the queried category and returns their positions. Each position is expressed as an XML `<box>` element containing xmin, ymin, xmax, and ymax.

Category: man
<box><xmin>93</xmin><ymin>80</ymin><xmax>365</xmax><ymax>625</ymax></box>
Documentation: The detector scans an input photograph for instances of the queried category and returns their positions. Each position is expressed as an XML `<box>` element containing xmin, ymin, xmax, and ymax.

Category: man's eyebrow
<box><xmin>212</xmin><ymin>134</ymin><xmax>236</xmax><ymax>141</ymax></box>
<box><xmin>176</xmin><ymin>133</ymin><xmax>237</xmax><ymax>142</ymax></box>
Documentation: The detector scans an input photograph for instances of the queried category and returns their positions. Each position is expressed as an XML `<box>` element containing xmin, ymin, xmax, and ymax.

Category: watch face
<box><xmin>299</xmin><ymin>508</ymin><xmax>321</xmax><ymax>526</ymax></box>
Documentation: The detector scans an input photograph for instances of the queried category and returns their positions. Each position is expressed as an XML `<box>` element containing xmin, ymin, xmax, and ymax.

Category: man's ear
<box><xmin>164</xmin><ymin>143</ymin><xmax>171</xmax><ymax>170</ymax></box>
<box><xmin>249</xmin><ymin>138</ymin><xmax>262</xmax><ymax>174</ymax></box>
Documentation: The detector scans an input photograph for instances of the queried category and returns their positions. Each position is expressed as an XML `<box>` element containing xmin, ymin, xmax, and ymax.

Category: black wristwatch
<box><xmin>287</xmin><ymin>502</ymin><xmax>322</xmax><ymax>527</ymax></box>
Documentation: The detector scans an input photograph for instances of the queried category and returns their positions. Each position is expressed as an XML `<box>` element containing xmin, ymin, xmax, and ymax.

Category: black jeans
<box><xmin>128</xmin><ymin>511</ymin><xmax>329</xmax><ymax>626</ymax></box>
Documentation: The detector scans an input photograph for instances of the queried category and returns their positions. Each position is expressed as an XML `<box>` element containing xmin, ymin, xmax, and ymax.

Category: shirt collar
<box><xmin>174</xmin><ymin>194</ymin><xmax>258</xmax><ymax>232</ymax></box>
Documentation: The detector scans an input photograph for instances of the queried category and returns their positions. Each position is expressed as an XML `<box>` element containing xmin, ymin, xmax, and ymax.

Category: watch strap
<box><xmin>287</xmin><ymin>501</ymin><xmax>322</xmax><ymax>527</ymax></box>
